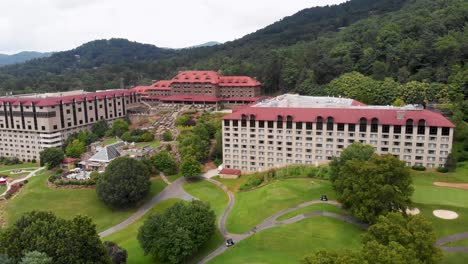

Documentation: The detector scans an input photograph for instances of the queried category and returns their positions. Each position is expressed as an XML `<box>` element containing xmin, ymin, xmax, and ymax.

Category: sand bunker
<box><xmin>433</xmin><ymin>182</ymin><xmax>468</xmax><ymax>190</ymax></box>
<box><xmin>405</xmin><ymin>208</ymin><xmax>420</xmax><ymax>215</ymax></box>
<box><xmin>433</xmin><ymin>210</ymin><xmax>459</xmax><ymax>220</ymax></box>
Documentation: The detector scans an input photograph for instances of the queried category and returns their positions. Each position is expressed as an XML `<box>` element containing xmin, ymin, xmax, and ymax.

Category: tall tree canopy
<box><xmin>0</xmin><ymin>211</ymin><xmax>110</xmax><ymax>264</ymax></box>
<box><xmin>138</xmin><ymin>200</ymin><xmax>216</xmax><ymax>264</ymax></box>
<box><xmin>330</xmin><ymin>143</ymin><xmax>413</xmax><ymax>223</ymax></box>
<box><xmin>96</xmin><ymin>157</ymin><xmax>151</xmax><ymax>208</ymax></box>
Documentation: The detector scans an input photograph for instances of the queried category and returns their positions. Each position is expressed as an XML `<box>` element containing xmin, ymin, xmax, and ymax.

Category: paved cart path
<box><xmin>0</xmin><ymin>167</ymin><xmax>44</xmax><ymax>197</ymax></box>
<box><xmin>99</xmin><ymin>177</ymin><xmax>194</xmax><ymax>238</ymax></box>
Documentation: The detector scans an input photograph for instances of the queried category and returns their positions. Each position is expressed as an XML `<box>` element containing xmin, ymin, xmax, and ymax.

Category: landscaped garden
<box><xmin>1</xmin><ymin>169</ymin><xmax>167</xmax><ymax>232</ymax></box>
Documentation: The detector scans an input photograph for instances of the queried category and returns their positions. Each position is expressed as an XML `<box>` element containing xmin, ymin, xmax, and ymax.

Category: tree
<box><xmin>65</xmin><ymin>139</ymin><xmax>86</xmax><ymax>158</ymax></box>
<box><xmin>329</xmin><ymin>142</ymin><xmax>374</xmax><ymax>182</ymax></box>
<box><xmin>0</xmin><ymin>255</ymin><xmax>13</xmax><ymax>264</ymax></box>
<box><xmin>180</xmin><ymin>157</ymin><xmax>202</xmax><ymax>178</ymax></box>
<box><xmin>96</xmin><ymin>157</ymin><xmax>151</xmax><ymax>208</ymax></box>
<box><xmin>109</xmin><ymin>119</ymin><xmax>129</xmax><ymax>137</ymax></box>
<box><xmin>138</xmin><ymin>200</ymin><xmax>216</xmax><ymax>264</ymax></box>
<box><xmin>0</xmin><ymin>211</ymin><xmax>110</xmax><ymax>264</ymax></box>
<box><xmin>179</xmin><ymin>134</ymin><xmax>210</xmax><ymax>162</ymax></box>
<box><xmin>39</xmin><ymin>147</ymin><xmax>64</xmax><ymax>169</ymax></box>
<box><xmin>392</xmin><ymin>98</ymin><xmax>405</xmax><ymax>106</ymax></box>
<box><xmin>140</xmin><ymin>132</ymin><xmax>154</xmax><ymax>142</ymax></box>
<box><xmin>362</xmin><ymin>212</ymin><xmax>442</xmax><ymax>264</ymax></box>
<box><xmin>92</xmin><ymin>120</ymin><xmax>110</xmax><ymax>138</ymax></box>
<box><xmin>152</xmin><ymin>150</ymin><xmax>178</xmax><ymax>175</ymax></box>
<box><xmin>192</xmin><ymin>123</ymin><xmax>210</xmax><ymax>142</ymax></box>
<box><xmin>161</xmin><ymin>130</ymin><xmax>173</xmax><ymax>141</ymax></box>
<box><xmin>325</xmin><ymin>72</ymin><xmax>379</xmax><ymax>104</ymax></box>
<box><xmin>330</xmin><ymin>144</ymin><xmax>413</xmax><ymax>223</ymax></box>
<box><xmin>104</xmin><ymin>242</ymin><xmax>127</xmax><ymax>264</ymax></box>
<box><xmin>20</xmin><ymin>251</ymin><xmax>52</xmax><ymax>264</ymax></box>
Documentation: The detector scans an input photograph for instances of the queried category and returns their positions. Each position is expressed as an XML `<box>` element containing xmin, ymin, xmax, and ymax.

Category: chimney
<box><xmin>396</xmin><ymin>111</ymin><xmax>405</xmax><ymax>120</ymax></box>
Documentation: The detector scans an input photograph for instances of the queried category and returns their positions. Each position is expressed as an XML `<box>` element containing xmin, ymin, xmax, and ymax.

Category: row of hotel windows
<box><xmin>225</xmin><ymin>150</ymin><xmax>449</xmax><ymax>159</ymax></box>
<box><xmin>224</xmin><ymin>141</ymin><xmax>450</xmax><ymax>149</ymax></box>
<box><xmin>224</xmin><ymin>132</ymin><xmax>451</xmax><ymax>142</ymax></box>
<box><xmin>3</xmin><ymin>97</ymin><xmax>134</xmax><ymax>110</ymax></box>
<box><xmin>224</xmin><ymin>120</ymin><xmax>451</xmax><ymax>136</ymax></box>
<box><xmin>226</xmin><ymin>161</ymin><xmax>446</xmax><ymax>172</ymax></box>
<box><xmin>224</xmin><ymin>146</ymin><xmax>450</xmax><ymax>155</ymax></box>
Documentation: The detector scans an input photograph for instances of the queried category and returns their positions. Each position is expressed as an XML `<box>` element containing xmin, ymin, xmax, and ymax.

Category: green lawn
<box><xmin>0</xmin><ymin>185</ymin><xmax>6</xmax><ymax>194</ymax></box>
<box><xmin>2</xmin><ymin>170</ymin><xmax>167</xmax><ymax>232</ymax></box>
<box><xmin>183</xmin><ymin>179</ymin><xmax>228</xmax><ymax>220</ymax></box>
<box><xmin>226</xmin><ymin>178</ymin><xmax>334</xmax><ymax>234</ymax></box>
<box><xmin>105</xmin><ymin>199</ymin><xmax>181</xmax><ymax>264</ymax></box>
<box><xmin>276</xmin><ymin>203</ymin><xmax>348</xmax><ymax>221</ymax></box>
<box><xmin>136</xmin><ymin>140</ymin><xmax>161</xmax><ymax>149</ymax></box>
<box><xmin>0</xmin><ymin>163</ymin><xmax>39</xmax><ymax>179</ymax></box>
<box><xmin>209</xmin><ymin>217</ymin><xmax>363</xmax><ymax>264</ymax></box>
<box><xmin>211</xmin><ymin>176</ymin><xmax>250</xmax><ymax>192</ymax></box>
<box><xmin>446</xmin><ymin>239</ymin><xmax>468</xmax><ymax>247</ymax></box>
<box><xmin>441</xmin><ymin>252</ymin><xmax>468</xmax><ymax>264</ymax></box>
<box><xmin>103</xmin><ymin>137</ymin><xmax>120</xmax><ymax>145</ymax></box>
<box><xmin>183</xmin><ymin>179</ymin><xmax>229</xmax><ymax>263</ymax></box>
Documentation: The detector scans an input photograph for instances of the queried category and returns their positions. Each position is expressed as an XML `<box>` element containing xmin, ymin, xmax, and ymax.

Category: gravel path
<box><xmin>99</xmin><ymin>177</ymin><xmax>194</xmax><ymax>238</ymax></box>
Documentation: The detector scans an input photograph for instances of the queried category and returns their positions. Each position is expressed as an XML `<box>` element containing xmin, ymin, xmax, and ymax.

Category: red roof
<box><xmin>159</xmin><ymin>95</ymin><xmax>221</xmax><ymax>103</ymax></box>
<box><xmin>219</xmin><ymin>76</ymin><xmax>261</xmax><ymax>87</ymax></box>
<box><xmin>219</xmin><ymin>168</ymin><xmax>241</xmax><ymax>175</ymax></box>
<box><xmin>224</xmin><ymin>107</ymin><xmax>455</xmax><ymax>128</ymax></box>
<box><xmin>149</xmin><ymin>80</ymin><xmax>172</xmax><ymax>90</ymax></box>
<box><xmin>172</xmin><ymin>71</ymin><xmax>219</xmax><ymax>84</ymax></box>
<box><xmin>130</xmin><ymin>86</ymin><xmax>152</xmax><ymax>95</ymax></box>
<box><xmin>0</xmin><ymin>90</ymin><xmax>134</xmax><ymax>107</ymax></box>
<box><xmin>63</xmin><ymin>157</ymin><xmax>78</xmax><ymax>163</ymax></box>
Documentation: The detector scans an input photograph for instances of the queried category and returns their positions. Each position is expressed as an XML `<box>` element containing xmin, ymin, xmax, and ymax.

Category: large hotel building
<box><xmin>132</xmin><ymin>70</ymin><xmax>265</xmax><ymax>106</ymax></box>
<box><xmin>0</xmin><ymin>90</ymin><xmax>140</xmax><ymax>162</ymax></box>
<box><xmin>222</xmin><ymin>94</ymin><xmax>454</xmax><ymax>173</ymax></box>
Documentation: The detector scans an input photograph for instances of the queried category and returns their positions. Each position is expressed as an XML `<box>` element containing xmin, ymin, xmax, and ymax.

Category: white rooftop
<box><xmin>252</xmin><ymin>94</ymin><xmax>423</xmax><ymax>110</ymax></box>
<box><xmin>253</xmin><ymin>94</ymin><xmax>357</xmax><ymax>108</ymax></box>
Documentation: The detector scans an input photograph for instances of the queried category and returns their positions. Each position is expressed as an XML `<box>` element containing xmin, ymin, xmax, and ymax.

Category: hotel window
<box><xmin>371</xmin><ymin>118</ymin><xmax>379</xmax><ymax>133</ymax></box>
<box><xmin>337</xmin><ymin>123</ymin><xmax>345</xmax><ymax>131</ymax></box>
<box><xmin>405</xmin><ymin>119</ymin><xmax>414</xmax><ymax>134</ymax></box>
<box><xmin>429</xmin><ymin>126</ymin><xmax>438</xmax><ymax>135</ymax></box>
<box><xmin>382</xmin><ymin>125</ymin><xmax>390</xmax><ymax>133</ymax></box>
<box><xmin>394</xmin><ymin>125</ymin><xmax>401</xmax><ymax>134</ymax></box>
<box><xmin>277</xmin><ymin>115</ymin><xmax>283</xmax><ymax>129</ymax></box>
<box><xmin>259</xmin><ymin>121</ymin><xmax>265</xmax><ymax>128</ymax></box>
<box><xmin>359</xmin><ymin>118</ymin><xmax>367</xmax><ymax>132</ymax></box>
<box><xmin>441</xmin><ymin>127</ymin><xmax>450</xmax><ymax>136</ymax></box>
<box><xmin>306</xmin><ymin>122</ymin><xmax>313</xmax><ymax>130</ymax></box>
<box><xmin>326</xmin><ymin>117</ymin><xmax>334</xmax><ymax>131</ymax></box>
<box><xmin>316</xmin><ymin>116</ymin><xmax>323</xmax><ymax>130</ymax></box>
<box><xmin>417</xmin><ymin>119</ymin><xmax>426</xmax><ymax>135</ymax></box>
<box><xmin>286</xmin><ymin>115</ymin><xmax>293</xmax><ymax>129</ymax></box>
<box><xmin>296</xmin><ymin>122</ymin><xmax>302</xmax><ymax>129</ymax></box>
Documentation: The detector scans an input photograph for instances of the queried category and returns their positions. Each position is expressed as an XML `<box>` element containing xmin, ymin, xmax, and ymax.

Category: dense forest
<box><xmin>1</xmin><ymin>0</ymin><xmax>465</xmax><ymax>96</ymax></box>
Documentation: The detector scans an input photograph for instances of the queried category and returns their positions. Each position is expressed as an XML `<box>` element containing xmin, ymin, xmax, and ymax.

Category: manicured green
<box><xmin>183</xmin><ymin>179</ymin><xmax>228</xmax><ymax>220</ymax></box>
<box><xmin>105</xmin><ymin>199</ymin><xmax>181</xmax><ymax>264</ymax></box>
<box><xmin>103</xmin><ymin>137</ymin><xmax>119</xmax><ymax>145</ymax></box>
<box><xmin>276</xmin><ymin>203</ymin><xmax>348</xmax><ymax>221</ymax></box>
<box><xmin>226</xmin><ymin>179</ymin><xmax>334</xmax><ymax>234</ymax></box>
<box><xmin>135</xmin><ymin>140</ymin><xmax>161</xmax><ymax>149</ymax></box>
<box><xmin>2</xmin><ymin>170</ymin><xmax>166</xmax><ymax>232</ymax></box>
<box><xmin>209</xmin><ymin>217</ymin><xmax>363</xmax><ymax>264</ymax></box>
<box><xmin>0</xmin><ymin>185</ymin><xmax>6</xmax><ymax>194</ymax></box>
<box><xmin>410</xmin><ymin>163</ymin><xmax>468</xmax><ymax>240</ymax></box>
<box><xmin>183</xmin><ymin>179</ymin><xmax>229</xmax><ymax>263</ymax></box>
<box><xmin>0</xmin><ymin>163</ymin><xmax>39</xmax><ymax>171</ymax></box>
<box><xmin>441</xmin><ymin>253</ymin><xmax>468</xmax><ymax>264</ymax></box>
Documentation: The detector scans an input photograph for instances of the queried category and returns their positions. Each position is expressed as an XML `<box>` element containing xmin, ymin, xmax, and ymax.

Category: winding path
<box><xmin>99</xmin><ymin>177</ymin><xmax>194</xmax><ymax>238</ymax></box>
<box><xmin>198</xmin><ymin>177</ymin><xmax>367</xmax><ymax>264</ymax></box>
<box><xmin>0</xmin><ymin>167</ymin><xmax>44</xmax><ymax>197</ymax></box>
<box><xmin>436</xmin><ymin>232</ymin><xmax>468</xmax><ymax>252</ymax></box>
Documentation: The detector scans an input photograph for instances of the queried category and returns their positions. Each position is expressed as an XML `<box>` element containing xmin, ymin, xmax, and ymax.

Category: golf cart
<box><xmin>226</xmin><ymin>238</ymin><xmax>235</xmax><ymax>247</ymax></box>
<box><xmin>320</xmin><ymin>195</ymin><xmax>328</xmax><ymax>201</ymax></box>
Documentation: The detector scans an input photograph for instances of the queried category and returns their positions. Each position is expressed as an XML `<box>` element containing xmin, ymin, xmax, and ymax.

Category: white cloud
<box><xmin>0</xmin><ymin>0</ymin><xmax>346</xmax><ymax>54</ymax></box>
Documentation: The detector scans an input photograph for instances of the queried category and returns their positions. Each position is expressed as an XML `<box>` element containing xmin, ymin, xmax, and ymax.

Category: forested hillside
<box><xmin>0</xmin><ymin>0</ymin><xmax>465</xmax><ymax>99</ymax></box>
<box><xmin>0</xmin><ymin>51</ymin><xmax>52</xmax><ymax>66</ymax></box>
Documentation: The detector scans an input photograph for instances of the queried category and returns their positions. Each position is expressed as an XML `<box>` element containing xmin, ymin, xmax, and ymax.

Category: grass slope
<box><xmin>183</xmin><ymin>179</ymin><xmax>229</xmax><ymax>263</ymax></box>
<box><xmin>227</xmin><ymin>178</ymin><xmax>334</xmax><ymax>233</ymax></box>
<box><xmin>276</xmin><ymin>203</ymin><xmax>348</xmax><ymax>221</ymax></box>
<box><xmin>209</xmin><ymin>217</ymin><xmax>363</xmax><ymax>264</ymax></box>
<box><xmin>2</xmin><ymin>170</ymin><xmax>167</xmax><ymax>232</ymax></box>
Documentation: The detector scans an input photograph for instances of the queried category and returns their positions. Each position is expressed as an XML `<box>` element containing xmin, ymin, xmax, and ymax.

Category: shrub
<box><xmin>411</xmin><ymin>165</ymin><xmax>426</xmax><ymax>171</ymax></box>
<box><xmin>436</xmin><ymin>167</ymin><xmax>449</xmax><ymax>173</ymax></box>
<box><xmin>161</xmin><ymin>130</ymin><xmax>173</xmax><ymax>141</ymax></box>
<box><xmin>239</xmin><ymin>176</ymin><xmax>263</xmax><ymax>191</ymax></box>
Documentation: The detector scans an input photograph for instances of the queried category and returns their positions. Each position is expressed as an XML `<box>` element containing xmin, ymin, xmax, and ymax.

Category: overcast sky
<box><xmin>0</xmin><ymin>0</ymin><xmax>347</xmax><ymax>54</ymax></box>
